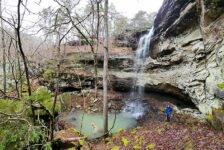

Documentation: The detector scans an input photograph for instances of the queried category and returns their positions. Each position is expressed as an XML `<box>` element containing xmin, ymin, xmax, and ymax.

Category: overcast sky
<box><xmin>2</xmin><ymin>0</ymin><xmax>163</xmax><ymax>33</ymax></box>
<box><xmin>110</xmin><ymin>0</ymin><xmax>163</xmax><ymax>18</ymax></box>
<box><xmin>3</xmin><ymin>0</ymin><xmax>164</xmax><ymax>18</ymax></box>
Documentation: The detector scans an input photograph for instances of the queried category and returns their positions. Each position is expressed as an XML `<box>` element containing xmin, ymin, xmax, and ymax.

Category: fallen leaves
<box><xmin>146</xmin><ymin>143</ymin><xmax>156</xmax><ymax>149</ymax></box>
<box><xmin>121</xmin><ymin>137</ymin><xmax>129</xmax><ymax>147</ymax></box>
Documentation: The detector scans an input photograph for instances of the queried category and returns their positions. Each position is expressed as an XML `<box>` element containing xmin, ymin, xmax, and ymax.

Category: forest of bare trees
<box><xmin>0</xmin><ymin>0</ymin><xmax>155</xmax><ymax>149</ymax></box>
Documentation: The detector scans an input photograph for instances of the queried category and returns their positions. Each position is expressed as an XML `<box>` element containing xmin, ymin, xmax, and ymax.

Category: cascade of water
<box><xmin>131</xmin><ymin>27</ymin><xmax>154</xmax><ymax>97</ymax></box>
<box><xmin>122</xmin><ymin>27</ymin><xmax>154</xmax><ymax>119</ymax></box>
<box><xmin>122</xmin><ymin>98</ymin><xmax>149</xmax><ymax>119</ymax></box>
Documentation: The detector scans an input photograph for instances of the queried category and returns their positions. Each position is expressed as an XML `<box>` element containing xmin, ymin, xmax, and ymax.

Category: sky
<box><xmin>110</xmin><ymin>0</ymin><xmax>164</xmax><ymax>18</ymax></box>
<box><xmin>37</xmin><ymin>0</ymin><xmax>164</xmax><ymax>18</ymax></box>
<box><xmin>2</xmin><ymin>0</ymin><xmax>163</xmax><ymax>33</ymax></box>
<box><xmin>3</xmin><ymin>0</ymin><xmax>164</xmax><ymax>18</ymax></box>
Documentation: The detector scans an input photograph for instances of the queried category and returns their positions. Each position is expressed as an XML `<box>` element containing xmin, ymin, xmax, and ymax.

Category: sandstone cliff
<box><xmin>145</xmin><ymin>0</ymin><xmax>224</xmax><ymax>114</ymax></box>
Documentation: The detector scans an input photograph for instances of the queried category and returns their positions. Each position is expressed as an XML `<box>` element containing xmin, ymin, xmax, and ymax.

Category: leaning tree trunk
<box><xmin>103</xmin><ymin>0</ymin><xmax>109</xmax><ymax>135</ymax></box>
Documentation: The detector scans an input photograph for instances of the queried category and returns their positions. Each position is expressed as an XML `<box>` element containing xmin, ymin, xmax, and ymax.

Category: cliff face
<box><xmin>145</xmin><ymin>0</ymin><xmax>224</xmax><ymax>114</ymax></box>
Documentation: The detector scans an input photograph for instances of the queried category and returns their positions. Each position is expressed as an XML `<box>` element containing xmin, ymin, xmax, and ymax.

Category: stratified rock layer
<box><xmin>143</xmin><ymin>0</ymin><xmax>224</xmax><ymax>114</ymax></box>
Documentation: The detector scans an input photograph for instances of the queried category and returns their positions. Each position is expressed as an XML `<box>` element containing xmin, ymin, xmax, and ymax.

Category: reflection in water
<box><xmin>64</xmin><ymin>99</ymin><xmax>149</xmax><ymax>139</ymax></box>
<box><xmin>64</xmin><ymin>111</ymin><xmax>137</xmax><ymax>139</ymax></box>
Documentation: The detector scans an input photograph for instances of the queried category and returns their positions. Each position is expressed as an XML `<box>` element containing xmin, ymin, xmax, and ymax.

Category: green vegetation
<box><xmin>0</xmin><ymin>98</ymin><xmax>50</xmax><ymax>149</ymax></box>
<box><xmin>206</xmin><ymin>109</ymin><xmax>224</xmax><ymax>131</ymax></box>
<box><xmin>0</xmin><ymin>99</ymin><xmax>24</xmax><ymax>113</ymax></box>
<box><xmin>29</xmin><ymin>87</ymin><xmax>52</xmax><ymax>102</ymax></box>
<box><xmin>217</xmin><ymin>83</ymin><xmax>224</xmax><ymax>89</ymax></box>
<box><xmin>0</xmin><ymin>121</ymin><xmax>29</xmax><ymax>149</ymax></box>
<box><xmin>59</xmin><ymin>92</ymin><xmax>72</xmax><ymax>112</ymax></box>
<box><xmin>43</xmin><ymin>68</ymin><xmax>53</xmax><ymax>81</ymax></box>
<box><xmin>0</xmin><ymin>122</ymin><xmax>50</xmax><ymax>149</ymax></box>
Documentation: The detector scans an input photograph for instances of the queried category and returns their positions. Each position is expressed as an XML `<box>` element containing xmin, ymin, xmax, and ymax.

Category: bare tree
<box><xmin>16</xmin><ymin>0</ymin><xmax>32</xmax><ymax>96</ymax></box>
<box><xmin>0</xmin><ymin>0</ymin><xmax>6</xmax><ymax>93</ymax></box>
<box><xmin>51</xmin><ymin>25</ymin><xmax>74</xmax><ymax>141</ymax></box>
<box><xmin>103</xmin><ymin>0</ymin><xmax>109</xmax><ymax>135</ymax></box>
<box><xmin>53</xmin><ymin>0</ymin><xmax>104</xmax><ymax>97</ymax></box>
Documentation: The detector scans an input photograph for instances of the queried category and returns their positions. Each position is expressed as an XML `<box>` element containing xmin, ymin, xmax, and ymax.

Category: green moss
<box><xmin>0</xmin><ymin>99</ymin><xmax>24</xmax><ymax>114</ymax></box>
<box><xmin>217</xmin><ymin>83</ymin><xmax>224</xmax><ymax>89</ymax></box>
<box><xmin>26</xmin><ymin>87</ymin><xmax>60</xmax><ymax>116</ymax></box>
<box><xmin>59</xmin><ymin>93</ymin><xmax>72</xmax><ymax>112</ymax></box>
<box><xmin>206</xmin><ymin>109</ymin><xmax>224</xmax><ymax>131</ymax></box>
<box><xmin>206</xmin><ymin>114</ymin><xmax>214</xmax><ymax>120</ymax></box>
<box><xmin>28</xmin><ymin>87</ymin><xmax>52</xmax><ymax>103</ymax></box>
<box><xmin>42</xmin><ymin>98</ymin><xmax>60</xmax><ymax>115</ymax></box>
<box><xmin>43</xmin><ymin>68</ymin><xmax>53</xmax><ymax>81</ymax></box>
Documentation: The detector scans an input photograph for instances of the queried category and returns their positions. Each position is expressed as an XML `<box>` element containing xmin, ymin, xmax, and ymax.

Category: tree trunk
<box><xmin>51</xmin><ymin>33</ymin><xmax>61</xmax><ymax>140</ymax></box>
<box><xmin>94</xmin><ymin>0</ymin><xmax>101</xmax><ymax>98</ymax></box>
<box><xmin>0</xmin><ymin>0</ymin><xmax>6</xmax><ymax>93</ymax></box>
<box><xmin>103</xmin><ymin>0</ymin><xmax>109</xmax><ymax>135</ymax></box>
<box><xmin>16</xmin><ymin>0</ymin><xmax>32</xmax><ymax>96</ymax></box>
<box><xmin>16</xmin><ymin>0</ymin><xmax>35</xmax><ymax>124</ymax></box>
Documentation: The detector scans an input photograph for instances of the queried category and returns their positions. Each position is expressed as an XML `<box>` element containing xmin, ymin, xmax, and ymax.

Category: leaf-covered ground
<box><xmin>89</xmin><ymin>113</ymin><xmax>224</xmax><ymax>150</ymax></box>
<box><xmin>57</xmin><ymin>91</ymin><xmax>224</xmax><ymax>150</ymax></box>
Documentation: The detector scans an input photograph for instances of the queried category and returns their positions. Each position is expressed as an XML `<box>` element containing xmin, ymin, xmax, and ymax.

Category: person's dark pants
<box><xmin>166</xmin><ymin>114</ymin><xmax>171</xmax><ymax>122</ymax></box>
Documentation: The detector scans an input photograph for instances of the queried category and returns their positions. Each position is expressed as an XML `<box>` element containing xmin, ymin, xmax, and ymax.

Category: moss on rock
<box><xmin>206</xmin><ymin>108</ymin><xmax>224</xmax><ymax>131</ymax></box>
<box><xmin>217</xmin><ymin>83</ymin><xmax>224</xmax><ymax>89</ymax></box>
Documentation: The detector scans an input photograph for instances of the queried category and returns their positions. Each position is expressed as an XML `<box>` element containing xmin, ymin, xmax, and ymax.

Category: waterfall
<box><xmin>131</xmin><ymin>27</ymin><xmax>154</xmax><ymax>97</ymax></box>
<box><xmin>122</xmin><ymin>27</ymin><xmax>154</xmax><ymax>119</ymax></box>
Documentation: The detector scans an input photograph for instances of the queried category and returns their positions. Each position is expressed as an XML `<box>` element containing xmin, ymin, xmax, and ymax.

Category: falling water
<box><xmin>63</xmin><ymin>28</ymin><xmax>155</xmax><ymax>139</ymax></box>
<box><xmin>131</xmin><ymin>27</ymin><xmax>154</xmax><ymax>97</ymax></box>
<box><xmin>121</xmin><ymin>27</ymin><xmax>154</xmax><ymax>120</ymax></box>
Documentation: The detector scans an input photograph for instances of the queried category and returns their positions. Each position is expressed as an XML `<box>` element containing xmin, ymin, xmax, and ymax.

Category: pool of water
<box><xmin>63</xmin><ymin>99</ymin><xmax>149</xmax><ymax>139</ymax></box>
<box><xmin>64</xmin><ymin>111</ymin><xmax>137</xmax><ymax>139</ymax></box>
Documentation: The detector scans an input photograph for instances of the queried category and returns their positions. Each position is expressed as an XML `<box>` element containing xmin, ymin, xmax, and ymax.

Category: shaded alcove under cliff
<box><xmin>111</xmin><ymin>79</ymin><xmax>197</xmax><ymax>109</ymax></box>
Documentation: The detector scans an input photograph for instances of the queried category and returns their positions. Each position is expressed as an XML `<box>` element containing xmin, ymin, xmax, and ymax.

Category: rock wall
<box><xmin>144</xmin><ymin>0</ymin><xmax>224</xmax><ymax>114</ymax></box>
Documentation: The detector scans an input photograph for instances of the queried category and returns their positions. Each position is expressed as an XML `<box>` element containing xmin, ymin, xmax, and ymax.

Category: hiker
<box><xmin>164</xmin><ymin>105</ymin><xmax>173</xmax><ymax>122</ymax></box>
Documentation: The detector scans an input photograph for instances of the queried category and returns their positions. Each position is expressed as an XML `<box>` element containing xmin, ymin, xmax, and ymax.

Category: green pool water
<box><xmin>64</xmin><ymin>111</ymin><xmax>137</xmax><ymax>139</ymax></box>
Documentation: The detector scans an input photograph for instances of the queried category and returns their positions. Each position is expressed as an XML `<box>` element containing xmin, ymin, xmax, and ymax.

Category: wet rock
<box><xmin>114</xmin><ymin>28</ymin><xmax>150</xmax><ymax>50</ymax></box>
<box><xmin>153</xmin><ymin>0</ymin><xmax>198</xmax><ymax>38</ymax></box>
<box><xmin>111</xmin><ymin>77</ymin><xmax>133</xmax><ymax>92</ymax></box>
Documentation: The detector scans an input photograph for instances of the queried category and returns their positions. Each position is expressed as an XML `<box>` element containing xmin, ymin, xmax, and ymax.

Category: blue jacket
<box><xmin>165</xmin><ymin>106</ymin><xmax>173</xmax><ymax>115</ymax></box>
